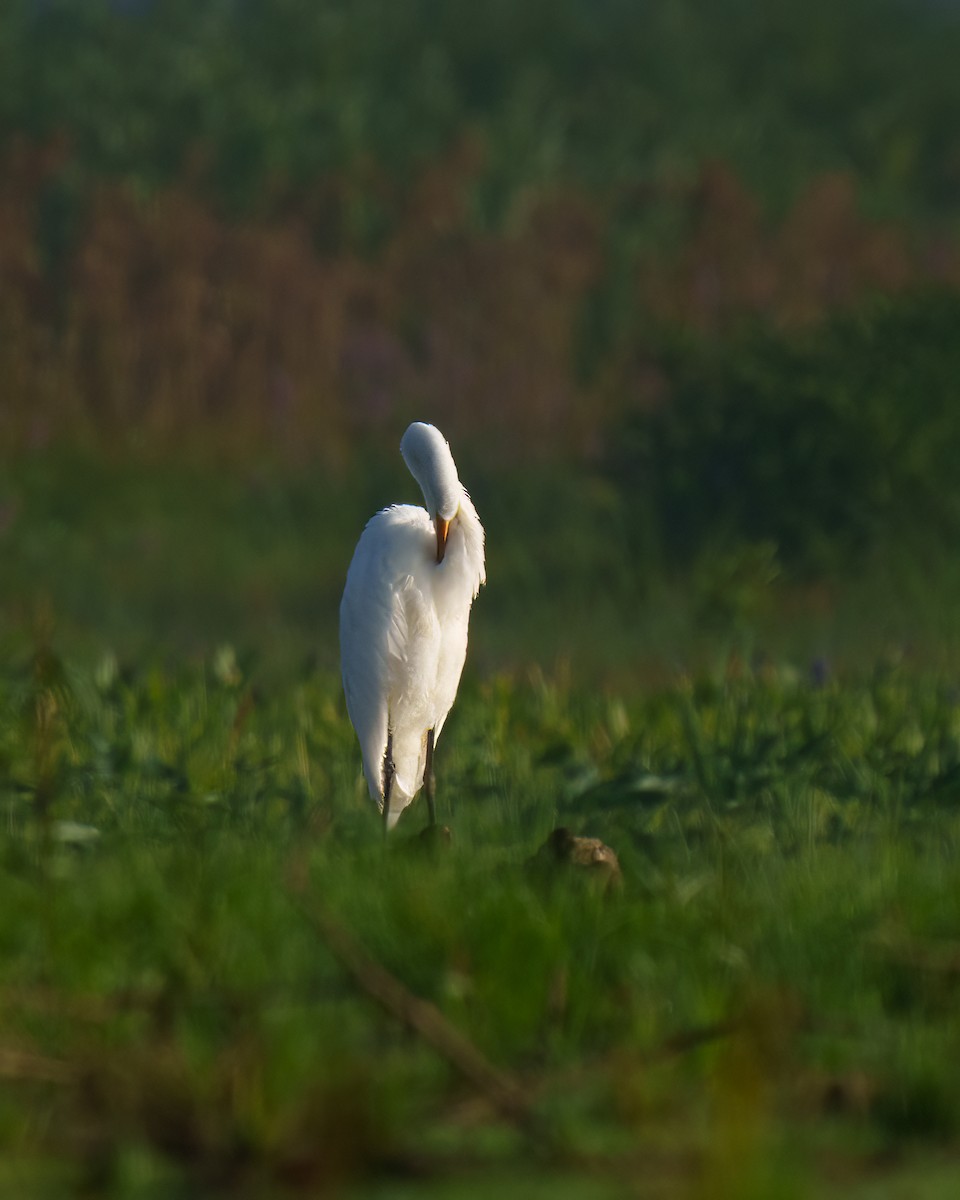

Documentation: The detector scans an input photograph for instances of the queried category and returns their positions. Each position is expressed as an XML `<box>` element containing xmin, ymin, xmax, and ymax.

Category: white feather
<box><xmin>340</xmin><ymin>423</ymin><xmax>485</xmax><ymax>829</ymax></box>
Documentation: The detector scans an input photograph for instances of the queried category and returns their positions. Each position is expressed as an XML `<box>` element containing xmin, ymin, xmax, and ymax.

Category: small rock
<box><xmin>528</xmin><ymin>827</ymin><xmax>622</xmax><ymax>891</ymax></box>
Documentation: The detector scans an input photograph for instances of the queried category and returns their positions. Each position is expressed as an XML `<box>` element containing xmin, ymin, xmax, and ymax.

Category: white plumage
<box><xmin>340</xmin><ymin>422</ymin><xmax>485</xmax><ymax>830</ymax></box>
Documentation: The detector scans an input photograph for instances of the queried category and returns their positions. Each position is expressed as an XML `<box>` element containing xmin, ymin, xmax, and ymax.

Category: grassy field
<box><xmin>2</xmin><ymin>459</ymin><xmax>960</xmax><ymax>1196</ymax></box>
<box><xmin>4</xmin><ymin>449</ymin><xmax>960</xmax><ymax>679</ymax></box>
<box><xmin>3</xmin><ymin>647</ymin><xmax>960</xmax><ymax>1197</ymax></box>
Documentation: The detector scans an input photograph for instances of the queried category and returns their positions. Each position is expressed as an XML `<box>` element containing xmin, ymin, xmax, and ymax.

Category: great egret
<box><xmin>340</xmin><ymin>422</ymin><xmax>486</xmax><ymax>830</ymax></box>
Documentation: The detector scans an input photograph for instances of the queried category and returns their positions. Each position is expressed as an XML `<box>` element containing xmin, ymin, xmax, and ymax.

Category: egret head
<box><xmin>400</xmin><ymin>422</ymin><xmax>461</xmax><ymax>561</ymax></box>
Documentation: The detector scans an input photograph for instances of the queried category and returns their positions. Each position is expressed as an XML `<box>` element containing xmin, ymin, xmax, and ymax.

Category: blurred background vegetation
<box><xmin>2</xmin><ymin>0</ymin><xmax>960</xmax><ymax>672</ymax></box>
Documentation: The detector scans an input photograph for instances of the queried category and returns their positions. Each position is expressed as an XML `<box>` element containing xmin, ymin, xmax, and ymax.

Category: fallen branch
<box><xmin>528</xmin><ymin>1016</ymin><xmax>743</xmax><ymax>1103</ymax></box>
<box><xmin>871</xmin><ymin>934</ymin><xmax>960</xmax><ymax>977</ymax></box>
<box><xmin>0</xmin><ymin>1045</ymin><xmax>75</xmax><ymax>1085</ymax></box>
<box><xmin>647</xmin><ymin>1017</ymin><xmax>743</xmax><ymax>1063</ymax></box>
<box><xmin>0</xmin><ymin>984</ymin><xmax>161</xmax><ymax>1023</ymax></box>
<box><xmin>294</xmin><ymin>893</ymin><xmax>542</xmax><ymax>1140</ymax></box>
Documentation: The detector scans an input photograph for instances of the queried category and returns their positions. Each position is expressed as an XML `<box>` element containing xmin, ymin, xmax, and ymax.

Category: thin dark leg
<box><xmin>424</xmin><ymin>728</ymin><xmax>437</xmax><ymax>826</ymax></box>
<box><xmin>382</xmin><ymin>732</ymin><xmax>395</xmax><ymax>834</ymax></box>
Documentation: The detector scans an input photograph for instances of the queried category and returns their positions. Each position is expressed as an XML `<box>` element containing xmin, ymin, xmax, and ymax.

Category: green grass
<box><xmin>3</xmin><ymin>632</ymin><xmax>960</xmax><ymax>1196</ymax></box>
<box><xmin>4</xmin><ymin>454</ymin><xmax>960</xmax><ymax>1195</ymax></box>
<box><xmin>5</xmin><ymin>450</ymin><xmax>960</xmax><ymax>684</ymax></box>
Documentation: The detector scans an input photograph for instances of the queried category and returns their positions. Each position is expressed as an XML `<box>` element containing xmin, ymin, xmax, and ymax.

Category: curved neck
<box><xmin>401</xmin><ymin>423</ymin><xmax>462</xmax><ymax>520</ymax></box>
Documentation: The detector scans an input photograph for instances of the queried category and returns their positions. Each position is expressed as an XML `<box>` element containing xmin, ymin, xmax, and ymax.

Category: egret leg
<box><xmin>382</xmin><ymin>732</ymin><xmax>395</xmax><ymax>835</ymax></box>
<box><xmin>424</xmin><ymin>728</ymin><xmax>437</xmax><ymax>826</ymax></box>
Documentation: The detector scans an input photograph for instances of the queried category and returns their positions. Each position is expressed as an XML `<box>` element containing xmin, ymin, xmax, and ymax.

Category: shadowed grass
<box><xmin>5</xmin><ymin>452</ymin><xmax>960</xmax><ymax>687</ymax></box>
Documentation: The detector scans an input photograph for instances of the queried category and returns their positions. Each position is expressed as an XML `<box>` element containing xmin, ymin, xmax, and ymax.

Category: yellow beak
<box><xmin>435</xmin><ymin>516</ymin><xmax>450</xmax><ymax>563</ymax></box>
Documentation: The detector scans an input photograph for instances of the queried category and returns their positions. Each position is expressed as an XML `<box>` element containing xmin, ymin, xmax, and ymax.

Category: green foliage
<box><xmin>612</xmin><ymin>290</ymin><xmax>960</xmax><ymax>572</ymax></box>
<box><xmin>2</xmin><ymin>0</ymin><xmax>959</xmax><ymax>224</ymax></box>
<box><xmin>2</xmin><ymin>647</ymin><xmax>960</xmax><ymax>1193</ymax></box>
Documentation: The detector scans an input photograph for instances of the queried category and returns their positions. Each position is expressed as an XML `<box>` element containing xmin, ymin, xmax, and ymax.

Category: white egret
<box><xmin>339</xmin><ymin>422</ymin><xmax>485</xmax><ymax>830</ymax></box>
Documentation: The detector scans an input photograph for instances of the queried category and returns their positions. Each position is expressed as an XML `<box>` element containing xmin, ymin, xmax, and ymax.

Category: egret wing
<box><xmin>339</xmin><ymin>506</ymin><xmax>436</xmax><ymax>809</ymax></box>
<box><xmin>339</xmin><ymin>520</ymin><xmax>397</xmax><ymax>805</ymax></box>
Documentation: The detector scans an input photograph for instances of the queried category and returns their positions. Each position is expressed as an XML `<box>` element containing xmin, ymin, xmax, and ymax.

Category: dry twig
<box><xmin>293</xmin><ymin>893</ymin><xmax>542</xmax><ymax>1139</ymax></box>
<box><xmin>0</xmin><ymin>1044</ymin><xmax>75</xmax><ymax>1085</ymax></box>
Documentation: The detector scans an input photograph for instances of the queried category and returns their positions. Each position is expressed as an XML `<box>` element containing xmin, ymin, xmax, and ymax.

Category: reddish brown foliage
<box><xmin>1</xmin><ymin>139</ymin><xmax>957</xmax><ymax>462</ymax></box>
<box><xmin>635</xmin><ymin>161</ymin><xmax>956</xmax><ymax>331</ymax></box>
